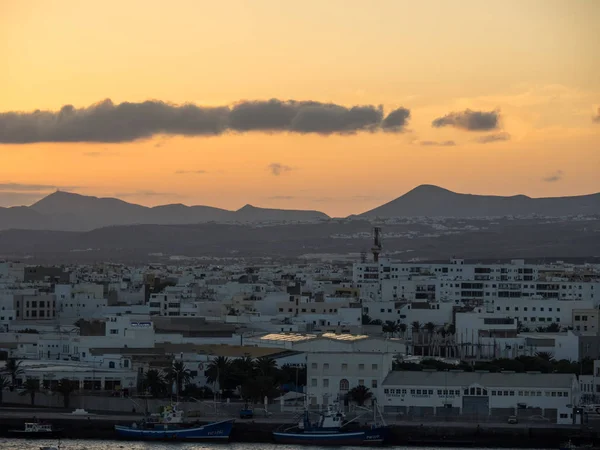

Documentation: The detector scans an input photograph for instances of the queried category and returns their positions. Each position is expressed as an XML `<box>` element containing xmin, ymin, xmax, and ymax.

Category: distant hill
<box><xmin>358</xmin><ymin>185</ymin><xmax>600</xmax><ymax>218</ymax></box>
<box><xmin>0</xmin><ymin>191</ymin><xmax>329</xmax><ymax>231</ymax></box>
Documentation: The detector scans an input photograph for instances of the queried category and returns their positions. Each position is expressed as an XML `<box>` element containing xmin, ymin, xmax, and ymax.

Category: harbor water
<box><xmin>0</xmin><ymin>442</ymin><xmax>546</xmax><ymax>450</ymax></box>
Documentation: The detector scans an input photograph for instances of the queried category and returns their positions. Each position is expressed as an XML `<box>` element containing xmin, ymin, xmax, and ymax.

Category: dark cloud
<box><xmin>0</xmin><ymin>182</ymin><xmax>77</xmax><ymax>191</ymax></box>
<box><xmin>593</xmin><ymin>108</ymin><xmax>600</xmax><ymax>123</ymax></box>
<box><xmin>542</xmin><ymin>170</ymin><xmax>565</xmax><ymax>183</ymax></box>
<box><xmin>475</xmin><ymin>132</ymin><xmax>511</xmax><ymax>143</ymax></box>
<box><xmin>432</xmin><ymin>109</ymin><xmax>500</xmax><ymax>131</ymax></box>
<box><xmin>0</xmin><ymin>99</ymin><xmax>411</xmax><ymax>143</ymax></box>
<box><xmin>382</xmin><ymin>107</ymin><xmax>411</xmax><ymax>132</ymax></box>
<box><xmin>268</xmin><ymin>163</ymin><xmax>293</xmax><ymax>176</ymax></box>
<box><xmin>174</xmin><ymin>170</ymin><xmax>208</xmax><ymax>175</ymax></box>
<box><xmin>419</xmin><ymin>140</ymin><xmax>456</xmax><ymax>147</ymax></box>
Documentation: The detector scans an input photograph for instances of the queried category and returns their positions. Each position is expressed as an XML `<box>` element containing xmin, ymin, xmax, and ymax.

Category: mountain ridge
<box><xmin>0</xmin><ymin>186</ymin><xmax>598</xmax><ymax>231</ymax></box>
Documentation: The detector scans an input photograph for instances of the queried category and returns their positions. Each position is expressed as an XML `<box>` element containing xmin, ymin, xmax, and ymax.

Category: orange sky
<box><xmin>1</xmin><ymin>0</ymin><xmax>599</xmax><ymax>216</ymax></box>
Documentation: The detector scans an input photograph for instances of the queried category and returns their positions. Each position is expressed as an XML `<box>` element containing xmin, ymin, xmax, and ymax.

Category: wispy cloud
<box><xmin>475</xmin><ymin>132</ymin><xmax>511</xmax><ymax>143</ymax></box>
<box><xmin>418</xmin><ymin>140</ymin><xmax>456</xmax><ymax>147</ymax></box>
<box><xmin>268</xmin><ymin>195</ymin><xmax>296</xmax><ymax>200</ymax></box>
<box><xmin>174</xmin><ymin>170</ymin><xmax>208</xmax><ymax>175</ymax></box>
<box><xmin>432</xmin><ymin>109</ymin><xmax>500</xmax><ymax>131</ymax></box>
<box><xmin>268</xmin><ymin>163</ymin><xmax>294</xmax><ymax>176</ymax></box>
<box><xmin>116</xmin><ymin>190</ymin><xmax>179</xmax><ymax>197</ymax></box>
<box><xmin>0</xmin><ymin>182</ymin><xmax>74</xmax><ymax>192</ymax></box>
<box><xmin>0</xmin><ymin>99</ymin><xmax>411</xmax><ymax>144</ymax></box>
<box><xmin>542</xmin><ymin>170</ymin><xmax>565</xmax><ymax>183</ymax></box>
<box><xmin>0</xmin><ymin>192</ymin><xmax>48</xmax><ymax>207</ymax></box>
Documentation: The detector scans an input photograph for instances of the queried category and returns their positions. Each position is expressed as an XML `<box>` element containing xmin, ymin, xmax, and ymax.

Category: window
<box><xmin>359</xmin><ymin>364</ymin><xmax>365</xmax><ymax>370</ymax></box>
<box><xmin>339</xmin><ymin>379</ymin><xmax>349</xmax><ymax>391</ymax></box>
<box><xmin>342</xmin><ymin>363</ymin><xmax>348</xmax><ymax>371</ymax></box>
<box><xmin>359</xmin><ymin>379</ymin><xmax>365</xmax><ymax>386</ymax></box>
<box><xmin>372</xmin><ymin>380</ymin><xmax>378</xmax><ymax>388</ymax></box>
<box><xmin>109</xmin><ymin>361</ymin><xmax>115</xmax><ymax>369</ymax></box>
<box><xmin>323</xmin><ymin>379</ymin><xmax>329</xmax><ymax>388</ymax></box>
<box><xmin>110</xmin><ymin>329</ymin><xmax>118</xmax><ymax>335</ymax></box>
<box><xmin>372</xmin><ymin>364</ymin><xmax>378</xmax><ymax>370</ymax></box>
<box><xmin>323</xmin><ymin>363</ymin><xmax>329</xmax><ymax>370</ymax></box>
<box><xmin>123</xmin><ymin>360</ymin><xmax>129</xmax><ymax>368</ymax></box>
<box><xmin>311</xmin><ymin>363</ymin><xmax>317</xmax><ymax>369</ymax></box>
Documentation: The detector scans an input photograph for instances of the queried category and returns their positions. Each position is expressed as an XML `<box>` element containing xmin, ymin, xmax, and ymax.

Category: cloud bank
<box><xmin>0</xmin><ymin>99</ymin><xmax>411</xmax><ymax>143</ymax></box>
<box><xmin>432</xmin><ymin>109</ymin><xmax>500</xmax><ymax>131</ymax></box>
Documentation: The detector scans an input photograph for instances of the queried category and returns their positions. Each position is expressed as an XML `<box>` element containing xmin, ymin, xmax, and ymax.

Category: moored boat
<box><xmin>8</xmin><ymin>422</ymin><xmax>62</xmax><ymax>439</ymax></box>
<box><xmin>273</xmin><ymin>401</ymin><xmax>389</xmax><ymax>446</ymax></box>
<box><xmin>114</xmin><ymin>402</ymin><xmax>234</xmax><ymax>441</ymax></box>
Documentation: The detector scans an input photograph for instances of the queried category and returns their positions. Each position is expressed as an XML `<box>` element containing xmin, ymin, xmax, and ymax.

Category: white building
<box><xmin>381</xmin><ymin>370</ymin><xmax>579</xmax><ymax>424</ymax></box>
<box><xmin>294</xmin><ymin>334</ymin><xmax>405</xmax><ymax>407</ymax></box>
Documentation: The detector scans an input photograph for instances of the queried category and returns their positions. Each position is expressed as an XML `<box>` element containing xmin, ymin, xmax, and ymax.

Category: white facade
<box><xmin>381</xmin><ymin>370</ymin><xmax>579</xmax><ymax>424</ymax></box>
<box><xmin>294</xmin><ymin>335</ymin><xmax>405</xmax><ymax>407</ymax></box>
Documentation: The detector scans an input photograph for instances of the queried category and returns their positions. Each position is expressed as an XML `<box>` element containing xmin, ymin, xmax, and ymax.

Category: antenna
<box><xmin>371</xmin><ymin>227</ymin><xmax>382</xmax><ymax>263</ymax></box>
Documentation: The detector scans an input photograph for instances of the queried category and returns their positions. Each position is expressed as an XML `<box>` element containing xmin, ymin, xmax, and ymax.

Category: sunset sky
<box><xmin>1</xmin><ymin>0</ymin><xmax>599</xmax><ymax>217</ymax></box>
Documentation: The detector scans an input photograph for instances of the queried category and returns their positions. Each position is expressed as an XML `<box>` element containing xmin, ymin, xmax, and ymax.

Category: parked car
<box><xmin>239</xmin><ymin>408</ymin><xmax>254</xmax><ymax>419</ymax></box>
<box><xmin>528</xmin><ymin>415</ymin><xmax>549</xmax><ymax>421</ymax></box>
<box><xmin>508</xmin><ymin>416</ymin><xmax>518</xmax><ymax>424</ymax></box>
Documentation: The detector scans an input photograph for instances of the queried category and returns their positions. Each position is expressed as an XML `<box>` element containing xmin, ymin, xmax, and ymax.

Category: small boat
<box><xmin>114</xmin><ymin>402</ymin><xmax>234</xmax><ymax>441</ymax></box>
<box><xmin>8</xmin><ymin>422</ymin><xmax>62</xmax><ymax>438</ymax></box>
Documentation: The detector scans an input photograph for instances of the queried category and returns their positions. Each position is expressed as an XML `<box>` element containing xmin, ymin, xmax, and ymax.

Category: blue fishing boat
<box><xmin>273</xmin><ymin>402</ymin><xmax>388</xmax><ymax>446</ymax></box>
<box><xmin>114</xmin><ymin>403</ymin><xmax>234</xmax><ymax>441</ymax></box>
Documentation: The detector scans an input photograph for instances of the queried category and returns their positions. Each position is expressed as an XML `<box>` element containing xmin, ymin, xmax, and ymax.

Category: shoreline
<box><xmin>0</xmin><ymin>411</ymin><xmax>597</xmax><ymax>448</ymax></box>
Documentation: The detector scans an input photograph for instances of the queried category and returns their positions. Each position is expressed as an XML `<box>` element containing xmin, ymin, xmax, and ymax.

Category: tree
<box><xmin>425</xmin><ymin>322</ymin><xmax>436</xmax><ymax>335</ymax></box>
<box><xmin>205</xmin><ymin>356</ymin><xmax>233</xmax><ymax>391</ymax></box>
<box><xmin>56</xmin><ymin>378</ymin><xmax>78</xmax><ymax>408</ymax></box>
<box><xmin>361</xmin><ymin>314</ymin><xmax>372</xmax><ymax>325</ymax></box>
<box><xmin>399</xmin><ymin>323</ymin><xmax>407</xmax><ymax>338</ymax></box>
<box><xmin>164</xmin><ymin>360</ymin><xmax>193</xmax><ymax>395</ymax></box>
<box><xmin>446</xmin><ymin>324</ymin><xmax>456</xmax><ymax>335</ymax></box>
<box><xmin>546</xmin><ymin>323</ymin><xmax>561</xmax><ymax>333</ymax></box>
<box><xmin>369</xmin><ymin>319</ymin><xmax>383</xmax><ymax>326</ymax></box>
<box><xmin>535</xmin><ymin>351</ymin><xmax>555</xmax><ymax>362</ymax></box>
<box><xmin>382</xmin><ymin>321</ymin><xmax>400</xmax><ymax>337</ymax></box>
<box><xmin>411</xmin><ymin>321</ymin><xmax>421</xmax><ymax>333</ymax></box>
<box><xmin>280</xmin><ymin>364</ymin><xmax>307</xmax><ymax>388</ymax></box>
<box><xmin>4</xmin><ymin>358</ymin><xmax>24</xmax><ymax>385</ymax></box>
<box><xmin>240</xmin><ymin>375</ymin><xmax>279</xmax><ymax>403</ymax></box>
<box><xmin>143</xmin><ymin>369</ymin><xmax>168</xmax><ymax>398</ymax></box>
<box><xmin>254</xmin><ymin>357</ymin><xmax>278</xmax><ymax>378</ymax></box>
<box><xmin>0</xmin><ymin>376</ymin><xmax>10</xmax><ymax>405</ymax></box>
<box><xmin>348</xmin><ymin>385</ymin><xmax>373</xmax><ymax>406</ymax></box>
<box><xmin>20</xmin><ymin>379</ymin><xmax>40</xmax><ymax>406</ymax></box>
<box><xmin>231</xmin><ymin>355</ymin><xmax>255</xmax><ymax>387</ymax></box>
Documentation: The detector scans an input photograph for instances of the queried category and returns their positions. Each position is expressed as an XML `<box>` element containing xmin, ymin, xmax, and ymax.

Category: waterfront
<box><xmin>0</xmin><ymin>443</ymin><xmax>548</xmax><ymax>450</ymax></box>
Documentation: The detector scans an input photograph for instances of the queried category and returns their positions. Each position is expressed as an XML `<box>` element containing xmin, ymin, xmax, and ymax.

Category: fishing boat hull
<box><xmin>363</xmin><ymin>425</ymin><xmax>390</xmax><ymax>445</ymax></box>
<box><xmin>114</xmin><ymin>419</ymin><xmax>234</xmax><ymax>441</ymax></box>
<box><xmin>273</xmin><ymin>430</ymin><xmax>366</xmax><ymax>446</ymax></box>
<box><xmin>7</xmin><ymin>429</ymin><xmax>63</xmax><ymax>439</ymax></box>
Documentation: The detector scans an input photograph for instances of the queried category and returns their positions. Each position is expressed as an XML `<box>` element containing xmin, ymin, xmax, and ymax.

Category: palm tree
<box><xmin>4</xmin><ymin>358</ymin><xmax>24</xmax><ymax>385</ymax></box>
<box><xmin>411</xmin><ymin>321</ymin><xmax>421</xmax><ymax>333</ymax></box>
<box><xmin>164</xmin><ymin>360</ymin><xmax>193</xmax><ymax>395</ymax></box>
<box><xmin>205</xmin><ymin>356</ymin><xmax>232</xmax><ymax>392</ymax></box>
<box><xmin>232</xmin><ymin>354</ymin><xmax>255</xmax><ymax>380</ymax></box>
<box><xmin>56</xmin><ymin>378</ymin><xmax>78</xmax><ymax>408</ymax></box>
<box><xmin>446</xmin><ymin>324</ymin><xmax>456</xmax><ymax>335</ymax></box>
<box><xmin>20</xmin><ymin>379</ymin><xmax>40</xmax><ymax>406</ymax></box>
<box><xmin>0</xmin><ymin>376</ymin><xmax>10</xmax><ymax>405</ymax></box>
<box><xmin>425</xmin><ymin>322</ymin><xmax>436</xmax><ymax>334</ymax></box>
<box><xmin>382</xmin><ymin>320</ymin><xmax>400</xmax><ymax>337</ymax></box>
<box><xmin>348</xmin><ymin>385</ymin><xmax>373</xmax><ymax>406</ymax></box>
<box><xmin>143</xmin><ymin>369</ymin><xmax>168</xmax><ymax>398</ymax></box>
<box><xmin>254</xmin><ymin>356</ymin><xmax>278</xmax><ymax>378</ymax></box>
<box><xmin>535</xmin><ymin>351</ymin><xmax>555</xmax><ymax>362</ymax></box>
<box><xmin>399</xmin><ymin>323</ymin><xmax>407</xmax><ymax>338</ymax></box>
